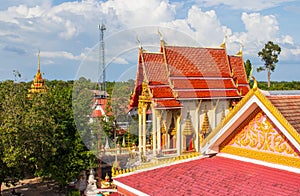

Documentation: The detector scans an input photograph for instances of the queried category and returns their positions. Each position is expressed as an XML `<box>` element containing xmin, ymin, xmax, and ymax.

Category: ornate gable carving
<box><xmin>220</xmin><ymin>110</ymin><xmax>300</xmax><ymax>168</ymax></box>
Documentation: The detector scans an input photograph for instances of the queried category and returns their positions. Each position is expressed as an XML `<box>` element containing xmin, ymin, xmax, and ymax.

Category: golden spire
<box><xmin>183</xmin><ymin>112</ymin><xmax>194</xmax><ymax>136</ymax></box>
<box><xmin>38</xmin><ymin>50</ymin><xmax>41</xmax><ymax>73</ymax></box>
<box><xmin>201</xmin><ymin>111</ymin><xmax>210</xmax><ymax>135</ymax></box>
<box><xmin>27</xmin><ymin>51</ymin><xmax>46</xmax><ymax>97</ymax></box>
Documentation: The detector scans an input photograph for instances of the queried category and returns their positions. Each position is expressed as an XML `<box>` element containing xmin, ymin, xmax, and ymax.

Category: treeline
<box><xmin>256</xmin><ymin>81</ymin><xmax>300</xmax><ymax>90</ymax></box>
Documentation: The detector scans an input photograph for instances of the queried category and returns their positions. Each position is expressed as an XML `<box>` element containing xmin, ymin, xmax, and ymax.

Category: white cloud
<box><xmin>41</xmin><ymin>51</ymin><xmax>86</xmax><ymax>61</ymax></box>
<box><xmin>195</xmin><ymin>0</ymin><xmax>295</xmax><ymax>11</ymax></box>
<box><xmin>101</xmin><ymin>0</ymin><xmax>176</xmax><ymax>27</ymax></box>
<box><xmin>161</xmin><ymin>6</ymin><xmax>229</xmax><ymax>47</ymax></box>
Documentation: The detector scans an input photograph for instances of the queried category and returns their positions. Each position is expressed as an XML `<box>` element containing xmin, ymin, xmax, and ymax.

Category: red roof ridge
<box><xmin>166</xmin><ymin>45</ymin><xmax>227</xmax><ymax>50</ymax></box>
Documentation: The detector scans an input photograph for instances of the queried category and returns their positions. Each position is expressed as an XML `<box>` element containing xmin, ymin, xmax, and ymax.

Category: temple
<box><xmin>110</xmin><ymin>36</ymin><xmax>300</xmax><ymax>195</ymax></box>
<box><xmin>128</xmin><ymin>36</ymin><xmax>250</xmax><ymax>156</ymax></box>
<box><xmin>113</xmin><ymin>79</ymin><xmax>300</xmax><ymax>195</ymax></box>
<box><xmin>28</xmin><ymin>51</ymin><xmax>46</xmax><ymax>97</ymax></box>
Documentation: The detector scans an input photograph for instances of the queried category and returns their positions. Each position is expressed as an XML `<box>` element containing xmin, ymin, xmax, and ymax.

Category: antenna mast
<box><xmin>99</xmin><ymin>23</ymin><xmax>106</xmax><ymax>96</ymax></box>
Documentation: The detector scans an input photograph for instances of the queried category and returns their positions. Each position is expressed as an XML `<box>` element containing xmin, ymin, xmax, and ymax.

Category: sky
<box><xmin>1</xmin><ymin>0</ymin><xmax>300</xmax><ymax>82</ymax></box>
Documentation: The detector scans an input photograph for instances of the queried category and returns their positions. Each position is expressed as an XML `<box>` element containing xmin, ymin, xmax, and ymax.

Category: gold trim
<box><xmin>202</xmin><ymin>84</ymin><xmax>300</xmax><ymax>149</ymax></box>
<box><xmin>221</xmin><ymin>145</ymin><xmax>300</xmax><ymax>168</ymax></box>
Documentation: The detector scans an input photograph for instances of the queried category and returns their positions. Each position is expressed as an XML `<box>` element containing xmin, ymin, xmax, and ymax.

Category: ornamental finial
<box><xmin>220</xmin><ymin>31</ymin><xmax>228</xmax><ymax>48</ymax></box>
<box><xmin>236</xmin><ymin>40</ymin><xmax>244</xmax><ymax>56</ymax></box>
<box><xmin>136</xmin><ymin>35</ymin><xmax>142</xmax><ymax>50</ymax></box>
<box><xmin>252</xmin><ymin>75</ymin><xmax>258</xmax><ymax>91</ymax></box>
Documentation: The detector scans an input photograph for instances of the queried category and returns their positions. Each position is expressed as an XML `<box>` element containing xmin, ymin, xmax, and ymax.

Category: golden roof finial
<box><xmin>158</xmin><ymin>28</ymin><xmax>163</xmax><ymax>41</ymax></box>
<box><xmin>252</xmin><ymin>75</ymin><xmax>258</xmax><ymax>91</ymax></box>
<box><xmin>236</xmin><ymin>40</ymin><xmax>244</xmax><ymax>56</ymax></box>
<box><xmin>220</xmin><ymin>31</ymin><xmax>228</xmax><ymax>48</ymax></box>
<box><xmin>136</xmin><ymin>35</ymin><xmax>142</xmax><ymax>50</ymax></box>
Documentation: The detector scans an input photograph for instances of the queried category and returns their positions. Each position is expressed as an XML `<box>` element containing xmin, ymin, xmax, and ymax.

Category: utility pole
<box><xmin>99</xmin><ymin>24</ymin><xmax>106</xmax><ymax>96</ymax></box>
<box><xmin>97</xmin><ymin>23</ymin><xmax>106</xmax><ymax>188</ymax></box>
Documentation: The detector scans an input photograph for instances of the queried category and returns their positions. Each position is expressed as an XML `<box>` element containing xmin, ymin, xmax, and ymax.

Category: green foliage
<box><xmin>0</xmin><ymin>79</ymin><xmax>97</xmax><ymax>190</ymax></box>
<box><xmin>244</xmin><ymin>59</ymin><xmax>253</xmax><ymax>81</ymax></box>
<box><xmin>255</xmin><ymin>81</ymin><xmax>300</xmax><ymax>90</ymax></box>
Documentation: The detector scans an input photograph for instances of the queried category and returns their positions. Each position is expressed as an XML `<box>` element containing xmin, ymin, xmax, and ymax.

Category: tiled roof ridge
<box><xmin>166</xmin><ymin>45</ymin><xmax>226</xmax><ymax>50</ymax></box>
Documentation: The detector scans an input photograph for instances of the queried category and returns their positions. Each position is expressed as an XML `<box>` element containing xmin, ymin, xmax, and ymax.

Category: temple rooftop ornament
<box><xmin>236</xmin><ymin>40</ymin><xmax>244</xmax><ymax>57</ymax></box>
<box><xmin>28</xmin><ymin>51</ymin><xmax>46</xmax><ymax>98</ymax></box>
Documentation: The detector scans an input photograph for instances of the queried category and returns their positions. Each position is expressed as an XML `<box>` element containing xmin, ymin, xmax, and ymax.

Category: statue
<box><xmin>84</xmin><ymin>169</ymin><xmax>99</xmax><ymax>196</ymax></box>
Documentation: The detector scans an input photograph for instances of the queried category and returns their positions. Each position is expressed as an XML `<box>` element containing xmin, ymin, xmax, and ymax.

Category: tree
<box><xmin>257</xmin><ymin>41</ymin><xmax>281</xmax><ymax>88</ymax></box>
<box><xmin>244</xmin><ymin>59</ymin><xmax>253</xmax><ymax>82</ymax></box>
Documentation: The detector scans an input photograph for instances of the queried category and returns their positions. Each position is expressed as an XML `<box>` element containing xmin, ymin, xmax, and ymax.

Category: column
<box><xmin>176</xmin><ymin>114</ymin><xmax>181</xmax><ymax>155</ymax></box>
<box><xmin>138</xmin><ymin>110</ymin><xmax>142</xmax><ymax>154</ymax></box>
<box><xmin>157</xmin><ymin>115</ymin><xmax>161</xmax><ymax>152</ymax></box>
<box><xmin>195</xmin><ymin>112</ymin><xmax>199</xmax><ymax>152</ymax></box>
<box><xmin>152</xmin><ymin>108</ymin><xmax>157</xmax><ymax>156</ymax></box>
<box><xmin>142</xmin><ymin>107</ymin><xmax>147</xmax><ymax>155</ymax></box>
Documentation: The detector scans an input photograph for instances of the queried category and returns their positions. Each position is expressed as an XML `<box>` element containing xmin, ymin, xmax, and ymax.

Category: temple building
<box><xmin>113</xmin><ymin>79</ymin><xmax>300</xmax><ymax>195</ymax></box>
<box><xmin>28</xmin><ymin>52</ymin><xmax>46</xmax><ymax>97</ymax></box>
<box><xmin>128</xmin><ymin>37</ymin><xmax>250</xmax><ymax>156</ymax></box>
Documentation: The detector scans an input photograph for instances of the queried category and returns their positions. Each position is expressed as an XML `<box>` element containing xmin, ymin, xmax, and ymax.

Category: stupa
<box><xmin>28</xmin><ymin>51</ymin><xmax>46</xmax><ymax>98</ymax></box>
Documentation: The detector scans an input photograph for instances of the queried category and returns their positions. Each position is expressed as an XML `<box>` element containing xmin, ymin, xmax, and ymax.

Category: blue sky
<box><xmin>1</xmin><ymin>0</ymin><xmax>300</xmax><ymax>82</ymax></box>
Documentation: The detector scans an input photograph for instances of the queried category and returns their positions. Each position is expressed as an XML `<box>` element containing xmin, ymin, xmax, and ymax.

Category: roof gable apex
<box><xmin>202</xmin><ymin>85</ymin><xmax>300</xmax><ymax>156</ymax></box>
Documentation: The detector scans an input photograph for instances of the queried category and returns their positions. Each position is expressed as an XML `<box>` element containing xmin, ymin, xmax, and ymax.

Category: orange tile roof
<box><xmin>114</xmin><ymin>156</ymin><xmax>300</xmax><ymax>195</ymax></box>
<box><xmin>267</xmin><ymin>95</ymin><xmax>300</xmax><ymax>132</ymax></box>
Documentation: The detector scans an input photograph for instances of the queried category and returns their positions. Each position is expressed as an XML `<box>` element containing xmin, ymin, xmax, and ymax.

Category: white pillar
<box><xmin>138</xmin><ymin>111</ymin><xmax>142</xmax><ymax>154</ymax></box>
<box><xmin>142</xmin><ymin>107</ymin><xmax>147</xmax><ymax>155</ymax></box>
<box><xmin>157</xmin><ymin>115</ymin><xmax>161</xmax><ymax>152</ymax></box>
<box><xmin>152</xmin><ymin>108</ymin><xmax>157</xmax><ymax>156</ymax></box>
<box><xmin>194</xmin><ymin>112</ymin><xmax>198</xmax><ymax>152</ymax></box>
<box><xmin>176</xmin><ymin>114</ymin><xmax>181</xmax><ymax>155</ymax></box>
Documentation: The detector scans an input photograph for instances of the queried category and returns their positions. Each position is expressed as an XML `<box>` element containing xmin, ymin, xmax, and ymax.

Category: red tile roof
<box><xmin>267</xmin><ymin>95</ymin><xmax>300</xmax><ymax>132</ymax></box>
<box><xmin>143</xmin><ymin>53</ymin><xmax>169</xmax><ymax>85</ymax></box>
<box><xmin>165</xmin><ymin>46</ymin><xmax>232</xmax><ymax>77</ymax></box>
<box><xmin>228</xmin><ymin>56</ymin><xmax>250</xmax><ymax>96</ymax></box>
<box><xmin>129</xmin><ymin>44</ymin><xmax>250</xmax><ymax>109</ymax></box>
<box><xmin>114</xmin><ymin>156</ymin><xmax>300</xmax><ymax>196</ymax></box>
<box><xmin>172</xmin><ymin>78</ymin><xmax>236</xmax><ymax>89</ymax></box>
<box><xmin>91</xmin><ymin>97</ymin><xmax>112</xmax><ymax>117</ymax></box>
<box><xmin>176</xmin><ymin>89</ymin><xmax>240</xmax><ymax>99</ymax></box>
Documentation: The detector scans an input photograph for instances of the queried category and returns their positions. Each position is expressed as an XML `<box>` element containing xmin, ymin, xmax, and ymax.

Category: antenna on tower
<box><xmin>98</xmin><ymin>23</ymin><xmax>106</xmax><ymax>97</ymax></box>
